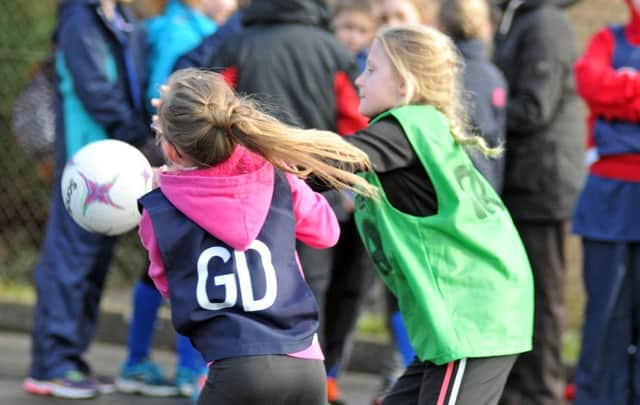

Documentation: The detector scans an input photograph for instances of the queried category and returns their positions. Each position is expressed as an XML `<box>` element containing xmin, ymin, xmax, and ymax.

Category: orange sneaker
<box><xmin>327</xmin><ymin>376</ymin><xmax>341</xmax><ymax>404</ymax></box>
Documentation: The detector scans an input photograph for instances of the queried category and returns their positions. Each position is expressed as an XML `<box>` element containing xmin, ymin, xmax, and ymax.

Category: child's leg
<box><xmin>175</xmin><ymin>334</ymin><xmax>206</xmax><ymax>396</ymax></box>
<box><xmin>176</xmin><ymin>335</ymin><xmax>206</xmax><ymax>371</ymax></box>
<box><xmin>631</xmin><ymin>243</ymin><xmax>640</xmax><ymax>403</ymax></box>
<box><xmin>125</xmin><ymin>276</ymin><xmax>163</xmax><ymax>365</ymax></box>
<box><xmin>196</xmin><ymin>356</ymin><xmax>325</xmax><ymax>405</ymax></box>
<box><xmin>382</xmin><ymin>355</ymin><xmax>516</xmax><ymax>405</ymax></box>
<box><xmin>574</xmin><ymin>240</ymin><xmax>633</xmax><ymax>405</ymax></box>
<box><xmin>117</xmin><ymin>274</ymin><xmax>176</xmax><ymax>396</ymax></box>
<box><xmin>385</xmin><ymin>288</ymin><xmax>415</xmax><ymax>367</ymax></box>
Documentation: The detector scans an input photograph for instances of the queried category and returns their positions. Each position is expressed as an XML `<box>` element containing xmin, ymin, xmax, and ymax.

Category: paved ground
<box><xmin>0</xmin><ymin>331</ymin><xmax>380</xmax><ymax>405</ymax></box>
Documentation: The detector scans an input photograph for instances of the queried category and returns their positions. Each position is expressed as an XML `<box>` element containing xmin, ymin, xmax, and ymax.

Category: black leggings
<box><xmin>197</xmin><ymin>355</ymin><xmax>326</xmax><ymax>405</ymax></box>
<box><xmin>383</xmin><ymin>355</ymin><xmax>517</xmax><ymax>405</ymax></box>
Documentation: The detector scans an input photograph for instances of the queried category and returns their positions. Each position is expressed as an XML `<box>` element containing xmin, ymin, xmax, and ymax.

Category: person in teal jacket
<box><xmin>115</xmin><ymin>0</ymin><xmax>219</xmax><ymax>400</ymax></box>
<box><xmin>343</xmin><ymin>25</ymin><xmax>534</xmax><ymax>404</ymax></box>
<box><xmin>145</xmin><ymin>0</ymin><xmax>218</xmax><ymax>102</ymax></box>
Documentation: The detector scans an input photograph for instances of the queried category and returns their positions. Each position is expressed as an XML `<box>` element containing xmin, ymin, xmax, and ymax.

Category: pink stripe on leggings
<box><xmin>436</xmin><ymin>361</ymin><xmax>455</xmax><ymax>405</ymax></box>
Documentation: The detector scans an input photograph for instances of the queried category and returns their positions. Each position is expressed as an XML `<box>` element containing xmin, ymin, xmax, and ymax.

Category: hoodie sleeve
<box><xmin>56</xmin><ymin>10</ymin><xmax>151</xmax><ymax>147</ymax></box>
<box><xmin>138</xmin><ymin>209</ymin><xmax>170</xmax><ymax>299</ymax></box>
<box><xmin>286</xmin><ymin>173</ymin><xmax>340</xmax><ymax>248</ymax></box>
<box><xmin>575</xmin><ymin>27</ymin><xmax>640</xmax><ymax>121</ymax></box>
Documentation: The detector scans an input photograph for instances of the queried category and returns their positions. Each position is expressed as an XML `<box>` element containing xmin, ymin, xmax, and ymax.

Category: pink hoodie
<box><xmin>138</xmin><ymin>146</ymin><xmax>339</xmax><ymax>360</ymax></box>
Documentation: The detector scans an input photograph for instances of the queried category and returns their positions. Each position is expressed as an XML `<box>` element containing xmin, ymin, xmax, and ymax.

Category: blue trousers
<box><xmin>575</xmin><ymin>239</ymin><xmax>640</xmax><ymax>405</ymax></box>
<box><xmin>29</xmin><ymin>176</ymin><xmax>117</xmax><ymax>380</ymax></box>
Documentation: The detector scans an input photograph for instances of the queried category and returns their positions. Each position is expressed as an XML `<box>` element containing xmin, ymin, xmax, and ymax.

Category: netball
<box><xmin>60</xmin><ymin>139</ymin><xmax>153</xmax><ymax>236</ymax></box>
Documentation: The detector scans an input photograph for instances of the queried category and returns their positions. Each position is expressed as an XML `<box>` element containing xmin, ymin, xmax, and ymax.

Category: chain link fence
<box><xmin>0</xmin><ymin>1</ymin><xmax>145</xmax><ymax>286</ymax></box>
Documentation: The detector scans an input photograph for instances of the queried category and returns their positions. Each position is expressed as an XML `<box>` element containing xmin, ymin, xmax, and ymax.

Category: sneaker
<box><xmin>175</xmin><ymin>367</ymin><xmax>198</xmax><ymax>397</ymax></box>
<box><xmin>327</xmin><ymin>377</ymin><xmax>343</xmax><ymax>404</ymax></box>
<box><xmin>23</xmin><ymin>370</ymin><xmax>98</xmax><ymax>399</ymax></box>
<box><xmin>115</xmin><ymin>359</ymin><xmax>178</xmax><ymax>397</ymax></box>
<box><xmin>88</xmin><ymin>374</ymin><xmax>116</xmax><ymax>394</ymax></box>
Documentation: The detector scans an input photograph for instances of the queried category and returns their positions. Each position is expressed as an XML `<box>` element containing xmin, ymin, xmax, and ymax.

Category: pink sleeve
<box><xmin>138</xmin><ymin>209</ymin><xmax>170</xmax><ymax>299</ymax></box>
<box><xmin>286</xmin><ymin>173</ymin><xmax>340</xmax><ymax>248</ymax></box>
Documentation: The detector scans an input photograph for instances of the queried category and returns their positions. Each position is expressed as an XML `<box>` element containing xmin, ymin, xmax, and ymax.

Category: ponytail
<box><xmin>158</xmin><ymin>69</ymin><xmax>376</xmax><ymax>196</ymax></box>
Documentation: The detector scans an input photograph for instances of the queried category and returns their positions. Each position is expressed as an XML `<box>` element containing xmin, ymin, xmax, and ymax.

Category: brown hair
<box><xmin>376</xmin><ymin>25</ymin><xmax>501</xmax><ymax>157</ymax></box>
<box><xmin>157</xmin><ymin>69</ymin><xmax>376</xmax><ymax>195</ymax></box>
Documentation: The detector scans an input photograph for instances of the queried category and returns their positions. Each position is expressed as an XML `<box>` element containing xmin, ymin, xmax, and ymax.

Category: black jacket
<box><xmin>493</xmin><ymin>0</ymin><xmax>585</xmax><ymax>221</ymax></box>
<box><xmin>208</xmin><ymin>0</ymin><xmax>365</xmax><ymax>134</ymax></box>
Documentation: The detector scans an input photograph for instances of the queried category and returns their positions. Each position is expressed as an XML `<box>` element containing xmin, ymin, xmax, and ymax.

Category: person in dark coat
<box><xmin>492</xmin><ymin>0</ymin><xmax>585</xmax><ymax>404</ymax></box>
<box><xmin>23</xmin><ymin>0</ymin><xmax>155</xmax><ymax>400</ymax></box>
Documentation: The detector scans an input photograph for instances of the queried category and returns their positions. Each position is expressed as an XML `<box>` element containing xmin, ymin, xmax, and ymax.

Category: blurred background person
<box><xmin>572</xmin><ymin>0</ymin><xmax>640</xmax><ymax>403</ymax></box>
<box><xmin>116</xmin><ymin>0</ymin><xmax>233</xmax><ymax>401</ymax></box>
<box><xmin>23</xmin><ymin>0</ymin><xmax>156</xmax><ymax>399</ymax></box>
<box><xmin>381</xmin><ymin>0</ymin><xmax>439</xmax><ymax>26</ymax></box>
<box><xmin>439</xmin><ymin>0</ymin><xmax>507</xmax><ymax>193</ymax></box>
<box><xmin>492</xmin><ymin>1</ymin><xmax>585</xmax><ymax>404</ymax></box>
<box><xmin>327</xmin><ymin>2</ymin><xmax>382</xmax><ymax>403</ymax></box>
<box><xmin>173</xmin><ymin>0</ymin><xmax>249</xmax><ymax>71</ymax></box>
<box><xmin>332</xmin><ymin>0</ymin><xmax>382</xmax><ymax>71</ymax></box>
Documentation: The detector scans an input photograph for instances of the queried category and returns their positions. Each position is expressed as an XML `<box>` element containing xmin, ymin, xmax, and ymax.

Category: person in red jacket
<box><xmin>572</xmin><ymin>1</ymin><xmax>640</xmax><ymax>404</ymax></box>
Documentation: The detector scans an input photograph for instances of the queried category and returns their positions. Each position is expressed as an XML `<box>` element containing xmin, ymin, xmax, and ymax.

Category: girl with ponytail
<box><xmin>344</xmin><ymin>25</ymin><xmax>534</xmax><ymax>404</ymax></box>
<box><xmin>138</xmin><ymin>68</ymin><xmax>373</xmax><ymax>405</ymax></box>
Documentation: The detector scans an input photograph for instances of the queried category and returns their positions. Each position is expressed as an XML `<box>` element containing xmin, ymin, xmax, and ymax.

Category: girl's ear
<box><xmin>397</xmin><ymin>78</ymin><xmax>408</xmax><ymax>103</ymax></box>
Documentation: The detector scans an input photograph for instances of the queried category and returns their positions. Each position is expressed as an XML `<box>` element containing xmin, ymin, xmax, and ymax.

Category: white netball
<box><xmin>61</xmin><ymin>139</ymin><xmax>153</xmax><ymax>236</ymax></box>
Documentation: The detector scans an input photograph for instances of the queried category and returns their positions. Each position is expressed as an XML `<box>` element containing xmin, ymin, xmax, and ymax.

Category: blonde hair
<box><xmin>376</xmin><ymin>25</ymin><xmax>501</xmax><ymax>157</ymax></box>
<box><xmin>157</xmin><ymin>69</ymin><xmax>376</xmax><ymax>195</ymax></box>
<box><xmin>439</xmin><ymin>0</ymin><xmax>491</xmax><ymax>42</ymax></box>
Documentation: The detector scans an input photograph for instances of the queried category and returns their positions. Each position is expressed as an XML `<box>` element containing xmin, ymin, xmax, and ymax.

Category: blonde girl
<box><xmin>346</xmin><ymin>25</ymin><xmax>533</xmax><ymax>405</ymax></box>
<box><xmin>138</xmin><ymin>68</ymin><xmax>372</xmax><ymax>405</ymax></box>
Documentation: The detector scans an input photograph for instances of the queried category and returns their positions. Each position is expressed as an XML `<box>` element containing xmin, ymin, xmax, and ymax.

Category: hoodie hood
<box><xmin>54</xmin><ymin>0</ymin><xmax>135</xmax><ymax>43</ymax></box>
<box><xmin>158</xmin><ymin>146</ymin><xmax>275</xmax><ymax>251</ymax></box>
<box><xmin>496</xmin><ymin>0</ymin><xmax>549</xmax><ymax>35</ymax></box>
<box><xmin>55</xmin><ymin>0</ymin><xmax>99</xmax><ymax>42</ymax></box>
<box><xmin>241</xmin><ymin>0</ymin><xmax>330</xmax><ymax>29</ymax></box>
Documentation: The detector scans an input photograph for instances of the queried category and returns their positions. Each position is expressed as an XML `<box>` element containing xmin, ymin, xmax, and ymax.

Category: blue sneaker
<box><xmin>115</xmin><ymin>359</ymin><xmax>178</xmax><ymax>397</ymax></box>
<box><xmin>175</xmin><ymin>367</ymin><xmax>198</xmax><ymax>397</ymax></box>
<box><xmin>23</xmin><ymin>370</ymin><xmax>98</xmax><ymax>399</ymax></box>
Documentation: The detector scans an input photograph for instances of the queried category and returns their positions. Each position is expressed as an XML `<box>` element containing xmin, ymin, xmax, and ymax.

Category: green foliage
<box><xmin>0</xmin><ymin>1</ymin><xmax>56</xmax><ymax>117</ymax></box>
